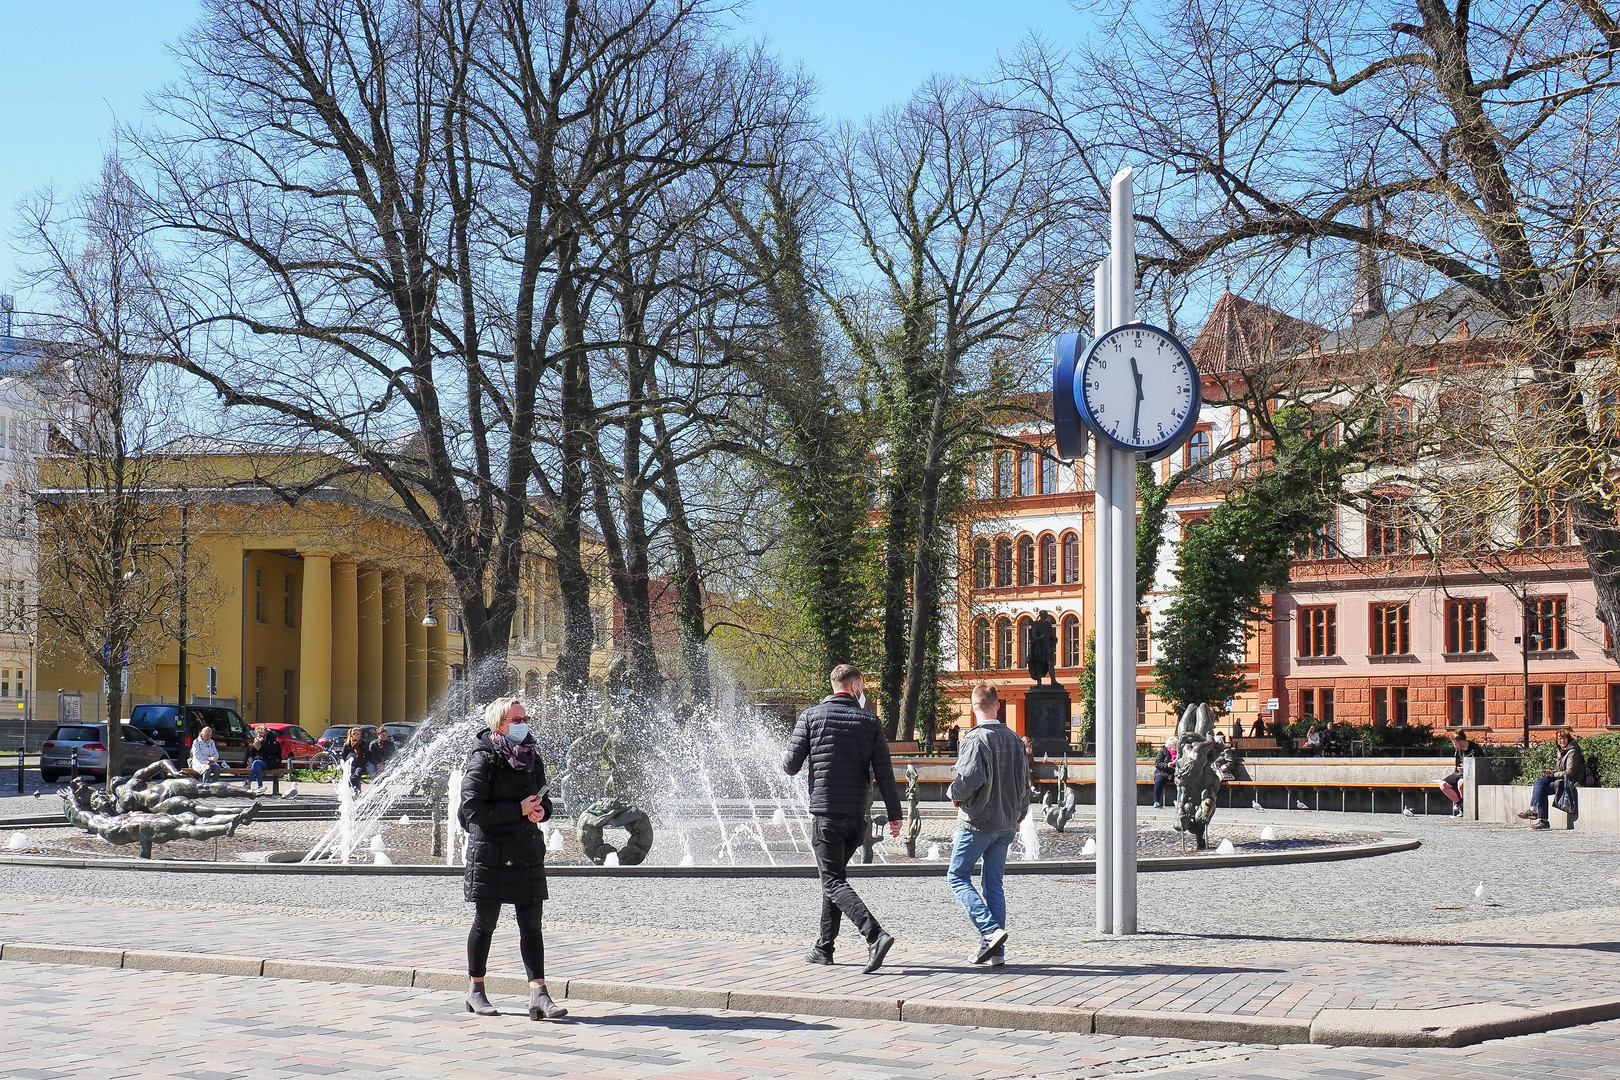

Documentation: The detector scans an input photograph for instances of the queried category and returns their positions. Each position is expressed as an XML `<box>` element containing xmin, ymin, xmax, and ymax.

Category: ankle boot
<box><xmin>466</xmin><ymin>981</ymin><xmax>499</xmax><ymax>1016</ymax></box>
<box><xmin>529</xmin><ymin>984</ymin><xmax>568</xmax><ymax>1020</ymax></box>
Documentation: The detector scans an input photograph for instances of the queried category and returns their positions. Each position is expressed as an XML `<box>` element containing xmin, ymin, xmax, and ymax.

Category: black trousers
<box><xmin>811</xmin><ymin>814</ymin><xmax>881</xmax><ymax>952</ymax></box>
<box><xmin>467</xmin><ymin>900</ymin><xmax>546</xmax><ymax>981</ymax></box>
<box><xmin>1153</xmin><ymin>776</ymin><xmax>1173</xmax><ymax>804</ymax></box>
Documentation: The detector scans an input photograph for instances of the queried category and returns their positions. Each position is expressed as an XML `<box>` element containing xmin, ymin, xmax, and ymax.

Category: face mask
<box><xmin>506</xmin><ymin>723</ymin><xmax>530</xmax><ymax>742</ymax></box>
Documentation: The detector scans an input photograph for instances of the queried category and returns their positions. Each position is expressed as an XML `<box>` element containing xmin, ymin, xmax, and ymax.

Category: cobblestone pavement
<box><xmin>4</xmin><ymin>960</ymin><xmax>1620</xmax><ymax>1080</ymax></box>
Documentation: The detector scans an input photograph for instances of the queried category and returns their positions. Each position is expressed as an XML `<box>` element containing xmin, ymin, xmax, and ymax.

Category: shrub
<box><xmin>1516</xmin><ymin>732</ymin><xmax>1620</xmax><ymax>787</ymax></box>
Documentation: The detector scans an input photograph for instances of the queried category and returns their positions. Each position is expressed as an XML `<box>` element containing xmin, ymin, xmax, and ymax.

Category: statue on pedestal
<box><xmin>1027</xmin><ymin>610</ymin><xmax>1059</xmax><ymax>686</ymax></box>
<box><xmin>1172</xmin><ymin>703</ymin><xmax>1222</xmax><ymax>850</ymax></box>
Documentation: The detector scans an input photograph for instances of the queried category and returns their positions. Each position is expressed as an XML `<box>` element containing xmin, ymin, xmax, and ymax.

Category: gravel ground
<box><xmin>1</xmin><ymin>808</ymin><xmax>1615</xmax><ymax>961</ymax></box>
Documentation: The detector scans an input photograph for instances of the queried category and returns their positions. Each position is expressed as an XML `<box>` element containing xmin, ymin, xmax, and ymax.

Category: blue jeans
<box><xmin>1531</xmin><ymin>775</ymin><xmax>1558</xmax><ymax>821</ymax></box>
<box><xmin>249</xmin><ymin>760</ymin><xmax>266</xmax><ymax>784</ymax></box>
<box><xmin>946</xmin><ymin>826</ymin><xmax>1015</xmax><ymax>946</ymax></box>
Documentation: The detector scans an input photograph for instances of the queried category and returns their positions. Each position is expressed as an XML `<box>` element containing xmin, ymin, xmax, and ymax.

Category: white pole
<box><xmin>1091</xmin><ymin>257</ymin><xmax>1114</xmax><ymax>935</ymax></box>
<box><xmin>1109</xmin><ymin>167</ymin><xmax>1139</xmax><ymax>934</ymax></box>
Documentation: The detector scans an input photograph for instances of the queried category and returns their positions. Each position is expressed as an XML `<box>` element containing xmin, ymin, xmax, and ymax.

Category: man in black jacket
<box><xmin>784</xmin><ymin>664</ymin><xmax>903</xmax><ymax>973</ymax></box>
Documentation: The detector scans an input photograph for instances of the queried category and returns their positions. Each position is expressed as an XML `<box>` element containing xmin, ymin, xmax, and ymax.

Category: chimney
<box><xmin>1349</xmin><ymin>206</ymin><xmax>1386</xmax><ymax>324</ymax></box>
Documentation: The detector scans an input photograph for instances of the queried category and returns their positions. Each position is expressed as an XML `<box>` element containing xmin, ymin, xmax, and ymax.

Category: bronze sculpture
<box><xmin>60</xmin><ymin>760</ymin><xmax>262</xmax><ymax>859</ymax></box>
<box><xmin>1172</xmin><ymin>703</ymin><xmax>1222</xmax><ymax>850</ymax></box>
<box><xmin>1027</xmin><ymin>610</ymin><xmax>1059</xmax><ymax>686</ymax></box>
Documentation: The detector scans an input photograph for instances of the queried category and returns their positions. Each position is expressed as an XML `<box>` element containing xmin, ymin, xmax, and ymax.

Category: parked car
<box><xmin>317</xmin><ymin>725</ymin><xmax>378</xmax><ymax>753</ymax></box>
<box><xmin>126</xmin><ymin>704</ymin><xmax>252</xmax><ymax>768</ymax></box>
<box><xmin>40</xmin><ymin>723</ymin><xmax>169</xmax><ymax>782</ymax></box>
<box><xmin>381</xmin><ymin>723</ymin><xmax>419</xmax><ymax>748</ymax></box>
<box><xmin>255</xmin><ymin>723</ymin><xmax>323</xmax><ymax>762</ymax></box>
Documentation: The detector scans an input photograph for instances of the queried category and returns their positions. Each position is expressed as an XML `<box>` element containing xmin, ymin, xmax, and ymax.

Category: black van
<box><xmin>127</xmin><ymin>704</ymin><xmax>251</xmax><ymax>767</ymax></box>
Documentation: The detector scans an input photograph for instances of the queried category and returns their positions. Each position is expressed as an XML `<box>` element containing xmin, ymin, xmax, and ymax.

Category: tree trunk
<box><xmin>651</xmin><ymin>408</ymin><xmax>711</xmax><ymax>707</ymax></box>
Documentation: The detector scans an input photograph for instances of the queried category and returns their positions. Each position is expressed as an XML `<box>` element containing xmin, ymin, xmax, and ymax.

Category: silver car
<box><xmin>40</xmin><ymin>723</ymin><xmax>169</xmax><ymax>782</ymax></box>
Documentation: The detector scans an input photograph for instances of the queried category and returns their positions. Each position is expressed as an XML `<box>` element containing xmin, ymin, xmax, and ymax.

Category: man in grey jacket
<box><xmin>945</xmin><ymin>684</ymin><xmax>1031</xmax><ymax>966</ymax></box>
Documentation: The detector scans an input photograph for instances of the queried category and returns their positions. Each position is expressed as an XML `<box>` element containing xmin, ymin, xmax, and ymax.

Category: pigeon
<box><xmin>1401</xmin><ymin>807</ymin><xmax>1415</xmax><ymax>817</ymax></box>
<box><xmin>1295</xmin><ymin>799</ymin><xmax>1310</xmax><ymax>810</ymax></box>
<box><xmin>1475</xmin><ymin>881</ymin><xmax>1492</xmax><ymax>904</ymax></box>
<box><xmin>1250</xmin><ymin>799</ymin><xmax>1264</xmax><ymax>811</ymax></box>
<box><xmin>285</xmin><ymin>783</ymin><xmax>299</xmax><ymax>798</ymax></box>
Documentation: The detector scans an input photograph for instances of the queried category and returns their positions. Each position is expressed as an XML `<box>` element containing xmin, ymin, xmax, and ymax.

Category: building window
<box><xmin>1366</xmin><ymin>496</ymin><xmax>1414</xmax><ymax>556</ymax></box>
<box><xmin>1300</xmin><ymin>514</ymin><xmax>1338</xmax><ymax>560</ymax></box>
<box><xmin>1136</xmin><ymin>609</ymin><xmax>1150</xmax><ymax>664</ymax></box>
<box><xmin>1185</xmin><ymin>427</ymin><xmax>1212</xmax><ymax>479</ymax></box>
<box><xmin>1529</xmin><ymin>684</ymin><xmax>1566</xmax><ymax>726</ymax></box>
<box><xmin>283</xmin><ymin>574</ymin><xmax>294</xmax><ymax>628</ymax></box>
<box><xmin>254</xmin><ymin>568</ymin><xmax>264</xmax><ymax>622</ymax></box>
<box><xmin>1370</xmin><ymin>603</ymin><xmax>1410</xmax><ymax>656</ymax></box>
<box><xmin>1297</xmin><ymin>605</ymin><xmax>1337</xmax><ymax>658</ymax></box>
<box><xmin>254</xmin><ymin>667</ymin><xmax>264</xmax><ymax>720</ymax></box>
<box><xmin>1380</xmin><ymin>400</ymin><xmax>1413</xmax><ymax>443</ymax></box>
<box><xmin>282</xmin><ymin>669</ymin><xmax>295</xmax><ymax>723</ymax></box>
<box><xmin>973</xmin><ymin>539</ymin><xmax>991</xmax><ymax>589</ymax></box>
<box><xmin>1526</xmin><ymin>596</ymin><xmax>1567</xmax><ymax>650</ymax></box>
<box><xmin>994</xmin><ymin>538</ymin><xmax>1013</xmax><ymax>588</ymax></box>
<box><xmin>973</xmin><ymin>618</ymin><xmax>991</xmax><ymax>670</ymax></box>
<box><xmin>1610</xmin><ymin>683</ymin><xmax>1620</xmax><ymax>726</ymax></box>
<box><xmin>1373</xmin><ymin>686</ymin><xmax>1409</xmax><ymax>725</ymax></box>
<box><xmin>1441</xmin><ymin>507</ymin><xmax>1489</xmax><ymax>553</ymax></box>
<box><xmin>1446</xmin><ymin>599</ymin><xmax>1488</xmax><ymax>654</ymax></box>
<box><xmin>1519</xmin><ymin>491</ymin><xmax>1569</xmax><ymax>547</ymax></box>
<box><xmin>1300</xmin><ymin>687</ymin><xmax>1336</xmax><ymax>723</ymax></box>
<box><xmin>995</xmin><ymin>617</ymin><xmax>1012</xmax><ymax>670</ymax></box>
<box><xmin>1449</xmin><ymin>685</ymin><xmax>1486</xmax><ymax>726</ymax></box>
<box><xmin>1061</xmin><ymin>531</ymin><xmax>1080</xmax><ymax>584</ymax></box>
<box><xmin>1136</xmin><ymin>689</ymin><xmax>1148</xmax><ymax>727</ymax></box>
<box><xmin>1018</xmin><ymin>616</ymin><xmax>1033</xmax><ymax>666</ymax></box>
<box><xmin>995</xmin><ymin>451</ymin><xmax>1014</xmax><ymax>498</ymax></box>
<box><xmin>1039</xmin><ymin>534</ymin><xmax>1057</xmax><ymax>585</ymax></box>
<box><xmin>1062</xmin><ymin>614</ymin><xmax>1080</xmax><ymax>668</ymax></box>
<box><xmin>1017</xmin><ymin>536</ymin><xmax>1035</xmax><ymax>587</ymax></box>
<box><xmin>1018</xmin><ymin>450</ymin><xmax>1037</xmax><ymax>496</ymax></box>
<box><xmin>1041</xmin><ymin>454</ymin><xmax>1057</xmax><ymax>494</ymax></box>
<box><xmin>1179</xmin><ymin>511</ymin><xmax>1211</xmax><ymax>542</ymax></box>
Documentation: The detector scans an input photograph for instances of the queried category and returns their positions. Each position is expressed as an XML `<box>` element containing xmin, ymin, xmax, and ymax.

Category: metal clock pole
<box><xmin>1092</xmin><ymin>256</ymin><xmax>1115</xmax><ymax>935</ymax></box>
<box><xmin>1108</xmin><ymin>168</ymin><xmax>1139</xmax><ymax>935</ymax></box>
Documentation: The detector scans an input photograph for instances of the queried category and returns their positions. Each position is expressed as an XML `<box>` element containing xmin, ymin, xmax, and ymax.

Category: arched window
<box><xmin>1186</xmin><ymin>428</ymin><xmax>1212</xmax><ymax>479</ymax></box>
<box><xmin>1061</xmin><ymin>614</ymin><xmax>1081</xmax><ymax>668</ymax></box>
<box><xmin>1017</xmin><ymin>535</ymin><xmax>1035</xmax><ymax>586</ymax></box>
<box><xmin>1039</xmin><ymin>534</ymin><xmax>1057</xmax><ymax>585</ymax></box>
<box><xmin>1062</xmin><ymin>531</ymin><xmax>1080</xmax><ymax>583</ymax></box>
<box><xmin>995</xmin><ymin>617</ymin><xmax>1013</xmax><ymax>669</ymax></box>
<box><xmin>973</xmin><ymin>618</ymin><xmax>991</xmax><ymax>670</ymax></box>
<box><xmin>1017</xmin><ymin>615</ymin><xmax>1033</xmax><ymax>666</ymax></box>
<box><xmin>972</xmin><ymin>538</ymin><xmax>991</xmax><ymax>589</ymax></box>
<box><xmin>995</xmin><ymin>537</ymin><xmax>1013</xmax><ymax>587</ymax></box>
<box><xmin>1018</xmin><ymin>450</ymin><xmax>1036</xmax><ymax>496</ymax></box>
<box><xmin>524</xmin><ymin>670</ymin><xmax>541</xmax><ymax>699</ymax></box>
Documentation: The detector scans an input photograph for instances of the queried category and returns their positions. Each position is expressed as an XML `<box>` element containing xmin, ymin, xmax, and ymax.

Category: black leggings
<box><xmin>467</xmin><ymin>900</ymin><xmax>546</xmax><ymax>981</ymax></box>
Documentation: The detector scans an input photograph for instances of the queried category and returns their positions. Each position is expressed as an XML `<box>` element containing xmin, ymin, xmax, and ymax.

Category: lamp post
<box><xmin>421</xmin><ymin>598</ymin><xmax>469</xmax><ymax>713</ymax></box>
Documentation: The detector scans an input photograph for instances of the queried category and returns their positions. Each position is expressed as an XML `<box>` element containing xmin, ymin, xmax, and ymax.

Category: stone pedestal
<box><xmin>1024</xmin><ymin>684</ymin><xmax>1072</xmax><ymax>757</ymax></box>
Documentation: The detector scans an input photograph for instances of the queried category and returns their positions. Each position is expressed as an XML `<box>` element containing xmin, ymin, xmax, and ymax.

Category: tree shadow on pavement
<box><xmin>563</xmin><ymin>1012</ymin><xmax>838</xmax><ymax>1033</ymax></box>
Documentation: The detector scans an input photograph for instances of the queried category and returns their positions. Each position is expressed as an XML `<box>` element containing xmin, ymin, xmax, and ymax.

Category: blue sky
<box><xmin>0</xmin><ymin>0</ymin><xmax>1088</xmax><ymax>293</ymax></box>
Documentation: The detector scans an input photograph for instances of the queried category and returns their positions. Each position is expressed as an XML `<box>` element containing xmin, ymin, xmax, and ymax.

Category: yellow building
<box><xmin>37</xmin><ymin>442</ymin><xmax>611</xmax><ymax>728</ymax></box>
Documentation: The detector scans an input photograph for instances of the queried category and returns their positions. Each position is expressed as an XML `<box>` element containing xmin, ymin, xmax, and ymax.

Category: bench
<box><xmin>189</xmin><ymin>765</ymin><xmax>292</xmax><ymax>795</ymax></box>
<box><xmin>1028</xmin><ymin>775</ymin><xmax>1449</xmax><ymax>815</ymax></box>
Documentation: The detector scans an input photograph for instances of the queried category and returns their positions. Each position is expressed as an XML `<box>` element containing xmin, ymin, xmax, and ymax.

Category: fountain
<box><xmin>59</xmin><ymin>761</ymin><xmax>262</xmax><ymax>859</ymax></box>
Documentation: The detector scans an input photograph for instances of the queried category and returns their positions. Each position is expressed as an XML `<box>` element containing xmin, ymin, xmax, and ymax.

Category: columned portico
<box><xmin>405</xmin><ymin>576</ymin><xmax>427</xmax><ymax>722</ymax></box>
<box><xmin>330</xmin><ymin>558</ymin><xmax>359</xmax><ymax>725</ymax></box>
<box><xmin>381</xmin><ymin>569</ymin><xmax>406</xmax><ymax>724</ymax></box>
<box><xmin>298</xmin><ymin>553</ymin><xmax>334</xmax><ymax>731</ymax></box>
<box><xmin>357</xmin><ymin>565</ymin><xmax>384</xmax><ymax>726</ymax></box>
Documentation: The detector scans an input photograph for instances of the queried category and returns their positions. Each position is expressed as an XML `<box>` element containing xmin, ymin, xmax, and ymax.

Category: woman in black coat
<box><xmin>459</xmin><ymin>696</ymin><xmax>566</xmax><ymax>1021</ymax></box>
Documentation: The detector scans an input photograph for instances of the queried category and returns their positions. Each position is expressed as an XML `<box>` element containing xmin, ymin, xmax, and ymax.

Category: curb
<box><xmin>1</xmin><ymin>939</ymin><xmax>1614</xmax><ymax>1047</ymax></box>
<box><xmin>0</xmin><ymin>836</ymin><xmax>1420</xmax><ymax>878</ymax></box>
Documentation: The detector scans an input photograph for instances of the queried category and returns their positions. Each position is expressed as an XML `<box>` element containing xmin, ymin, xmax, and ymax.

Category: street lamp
<box><xmin>422</xmin><ymin>597</ymin><xmax>470</xmax><ymax>711</ymax></box>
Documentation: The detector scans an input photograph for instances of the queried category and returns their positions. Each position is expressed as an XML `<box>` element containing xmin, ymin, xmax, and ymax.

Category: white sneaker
<box><xmin>984</xmin><ymin>954</ymin><xmax>1005</xmax><ymax>967</ymax></box>
<box><xmin>1452</xmin><ymin>806</ymin><xmax>1463</xmax><ymax>817</ymax></box>
<box><xmin>973</xmin><ymin>929</ymin><xmax>1008</xmax><ymax>964</ymax></box>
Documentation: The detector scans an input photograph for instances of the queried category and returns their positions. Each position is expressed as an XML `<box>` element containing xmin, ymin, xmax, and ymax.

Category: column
<box><xmin>298</xmin><ymin>553</ymin><xmax>333</xmax><ymax>732</ymax></box>
<box><xmin>405</xmin><ymin>576</ymin><xmax>428</xmax><ymax>722</ymax></box>
<box><xmin>426</xmin><ymin>590</ymin><xmax>449</xmax><ymax>709</ymax></box>
<box><xmin>381</xmin><ymin>569</ymin><xmax>406</xmax><ymax>725</ymax></box>
<box><xmin>357</xmin><ymin>565</ymin><xmax>384</xmax><ymax>726</ymax></box>
<box><xmin>330</xmin><ymin>559</ymin><xmax>359</xmax><ymax>726</ymax></box>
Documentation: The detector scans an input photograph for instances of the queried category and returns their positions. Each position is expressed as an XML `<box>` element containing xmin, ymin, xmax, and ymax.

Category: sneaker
<box><xmin>1451</xmin><ymin>805</ymin><xmax>1463</xmax><ymax>817</ymax></box>
<box><xmin>974</xmin><ymin>928</ymin><xmax>1009</xmax><ymax>965</ymax></box>
<box><xmin>984</xmin><ymin>953</ymin><xmax>1005</xmax><ymax>968</ymax></box>
<box><xmin>1531</xmin><ymin>819</ymin><xmax>1550</xmax><ymax>830</ymax></box>
<box><xmin>1515</xmin><ymin>810</ymin><xmax>1537</xmax><ymax>819</ymax></box>
<box><xmin>864</xmin><ymin>932</ymin><xmax>895</xmax><ymax>974</ymax></box>
<box><xmin>1151</xmin><ymin>801</ymin><xmax>1161</xmax><ymax>809</ymax></box>
<box><xmin>804</xmin><ymin>948</ymin><xmax>833</xmax><ymax>966</ymax></box>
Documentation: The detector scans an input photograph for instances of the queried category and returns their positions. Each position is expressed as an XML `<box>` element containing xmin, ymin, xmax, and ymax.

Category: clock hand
<box><xmin>1131</xmin><ymin>357</ymin><xmax>1145</xmax><ymax>440</ymax></box>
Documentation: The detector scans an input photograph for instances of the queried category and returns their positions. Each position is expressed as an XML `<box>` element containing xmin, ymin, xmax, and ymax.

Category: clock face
<box><xmin>1073</xmin><ymin>322</ymin><xmax>1201</xmax><ymax>454</ymax></box>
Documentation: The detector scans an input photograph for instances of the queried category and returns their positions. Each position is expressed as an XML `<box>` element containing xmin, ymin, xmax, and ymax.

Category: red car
<box><xmin>256</xmin><ymin>723</ymin><xmax>323</xmax><ymax>762</ymax></box>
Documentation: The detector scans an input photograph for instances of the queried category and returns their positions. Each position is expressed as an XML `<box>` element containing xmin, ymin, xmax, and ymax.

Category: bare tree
<box><xmin>1006</xmin><ymin>0</ymin><xmax>1620</xmax><ymax>646</ymax></box>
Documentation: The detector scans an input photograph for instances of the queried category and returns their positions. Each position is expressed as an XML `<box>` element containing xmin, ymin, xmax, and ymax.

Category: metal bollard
<box><xmin>70</xmin><ymin>750</ymin><xmax>78</xmax><ymax>781</ymax></box>
<box><xmin>14</xmin><ymin>746</ymin><xmax>21</xmax><ymax>793</ymax></box>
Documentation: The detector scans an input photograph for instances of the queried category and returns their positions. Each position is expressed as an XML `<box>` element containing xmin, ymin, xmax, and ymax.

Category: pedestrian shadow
<box><xmin>890</xmin><ymin>962</ymin><xmax>1284</xmax><ymax>978</ymax></box>
<box><xmin>561</xmin><ymin>1012</ymin><xmax>837</xmax><ymax>1033</ymax></box>
<box><xmin>1137</xmin><ymin>930</ymin><xmax>1620</xmax><ymax>953</ymax></box>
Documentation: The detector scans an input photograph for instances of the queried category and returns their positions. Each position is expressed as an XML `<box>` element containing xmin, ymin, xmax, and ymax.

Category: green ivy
<box><xmin>1153</xmin><ymin>407</ymin><xmax>1373</xmax><ymax>714</ymax></box>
